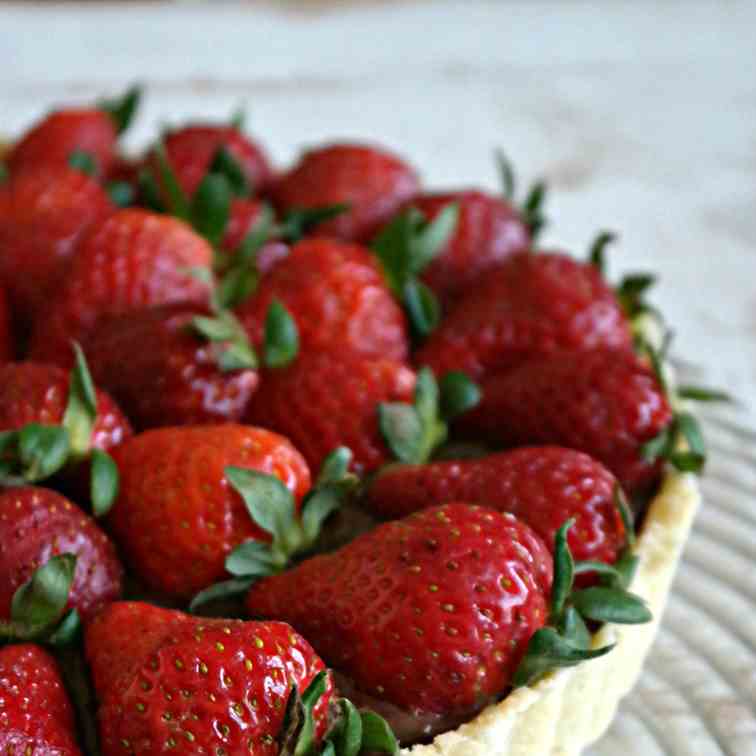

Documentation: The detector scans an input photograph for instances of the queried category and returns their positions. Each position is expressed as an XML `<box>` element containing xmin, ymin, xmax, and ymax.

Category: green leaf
<box><xmin>234</xmin><ymin>203</ymin><xmax>276</xmax><ymax>266</ymax></box>
<box><xmin>558</xmin><ymin>606</ymin><xmax>591</xmax><ymax>650</ymax></box>
<box><xmin>62</xmin><ymin>343</ymin><xmax>98</xmax><ymax>457</ymax></box>
<box><xmin>217</xmin><ymin>265</ymin><xmax>258</xmax><ymax>311</ymax></box>
<box><xmin>225</xmin><ymin>541</ymin><xmax>279</xmax><ymax>578</ymax></box>
<box><xmin>640</xmin><ymin>425</ymin><xmax>673</xmax><ymax>462</ymax></box>
<box><xmin>677</xmin><ymin>385</ymin><xmax>732</xmax><ymax>403</ymax></box>
<box><xmin>676</xmin><ymin>411</ymin><xmax>706</xmax><ymax>459</ymax></box>
<box><xmin>68</xmin><ymin>150</ymin><xmax>97</xmax><ymax>176</ymax></box>
<box><xmin>551</xmin><ymin>519</ymin><xmax>575</xmax><ymax>618</ymax></box>
<box><xmin>617</xmin><ymin>272</ymin><xmax>657</xmax><ymax>317</ymax></box>
<box><xmin>439</xmin><ymin>371</ymin><xmax>481</xmax><ymax>421</ymax></box>
<box><xmin>668</xmin><ymin>450</ymin><xmax>706</xmax><ymax>473</ymax></box>
<box><xmin>300</xmin><ymin>484</ymin><xmax>343</xmax><ymax>547</ymax></box>
<box><xmin>137</xmin><ymin>168</ymin><xmax>164</xmax><ymax>212</ymax></box>
<box><xmin>191</xmin><ymin>315</ymin><xmax>238</xmax><ymax>342</ymax></box>
<box><xmin>47</xmin><ymin>609</ymin><xmax>82</xmax><ymax>647</ymax></box>
<box><xmin>409</xmin><ymin>202</ymin><xmax>459</xmax><ymax>273</ymax></box>
<box><xmin>403</xmin><ymin>279</ymin><xmax>441</xmax><ymax>338</ymax></box>
<box><xmin>18</xmin><ymin>424</ymin><xmax>70</xmax><ymax>482</ymax></box>
<box><xmin>571</xmin><ymin>587</ymin><xmax>652</xmax><ymax>624</ymax></box>
<box><xmin>378</xmin><ymin>403</ymin><xmax>424</xmax><ymax>464</ymax></box>
<box><xmin>263</xmin><ymin>300</ymin><xmax>299</xmax><ymax>368</ymax></box>
<box><xmin>279</xmin><ymin>204</ymin><xmax>351</xmax><ymax>243</ymax></box>
<box><xmin>495</xmin><ymin>149</ymin><xmax>516</xmax><ymax>200</ymax></box>
<box><xmin>188</xmin><ymin>577</ymin><xmax>255</xmax><ymax>612</ymax></box>
<box><xmin>513</xmin><ymin>627</ymin><xmax>614</xmax><ymax>688</ymax></box>
<box><xmin>225</xmin><ymin>467</ymin><xmax>296</xmax><ymax>547</ymax></box>
<box><xmin>294</xmin><ymin>672</ymin><xmax>329</xmax><ymax>756</ymax></box>
<box><xmin>587</xmin><ymin>230</ymin><xmax>617</xmax><ymax>275</ymax></box>
<box><xmin>317</xmin><ymin>447</ymin><xmax>353</xmax><ymax>486</ymax></box>
<box><xmin>613</xmin><ymin>550</ymin><xmax>640</xmax><ymax>590</ymax></box>
<box><xmin>11</xmin><ymin>555</ymin><xmax>77</xmax><ymax>635</ymax></box>
<box><xmin>106</xmin><ymin>180</ymin><xmax>135</xmax><ymax>208</ymax></box>
<box><xmin>217</xmin><ymin>340</ymin><xmax>258</xmax><ymax>372</ymax></box>
<box><xmin>98</xmin><ymin>84</ymin><xmax>142</xmax><ymax>134</ymax></box>
<box><xmin>359</xmin><ymin>711</ymin><xmax>400</xmax><ymax>755</ymax></box>
<box><xmin>522</xmin><ymin>181</ymin><xmax>547</xmax><ymax>240</ymax></box>
<box><xmin>190</xmin><ymin>173</ymin><xmax>232</xmax><ymax>247</ymax></box>
<box><xmin>573</xmin><ymin>560</ymin><xmax>625</xmax><ymax>582</ymax></box>
<box><xmin>90</xmin><ymin>449</ymin><xmax>119</xmax><ymax>517</ymax></box>
<box><xmin>154</xmin><ymin>142</ymin><xmax>190</xmax><ymax>220</ymax></box>
<box><xmin>331</xmin><ymin>698</ymin><xmax>363</xmax><ymax>756</ymax></box>
<box><xmin>614</xmin><ymin>485</ymin><xmax>636</xmax><ymax>547</ymax></box>
<box><xmin>0</xmin><ymin>163</ymin><xmax>8</xmax><ymax>184</ymax></box>
<box><xmin>209</xmin><ymin>146</ymin><xmax>250</xmax><ymax>196</ymax></box>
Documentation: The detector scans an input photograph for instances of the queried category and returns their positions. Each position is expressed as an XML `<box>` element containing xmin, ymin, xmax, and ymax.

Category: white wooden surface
<box><xmin>2</xmin><ymin>3</ymin><xmax>755</xmax><ymax>754</ymax></box>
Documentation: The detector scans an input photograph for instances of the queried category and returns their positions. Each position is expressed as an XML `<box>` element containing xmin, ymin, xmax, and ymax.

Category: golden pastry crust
<box><xmin>403</xmin><ymin>470</ymin><xmax>700</xmax><ymax>756</ymax></box>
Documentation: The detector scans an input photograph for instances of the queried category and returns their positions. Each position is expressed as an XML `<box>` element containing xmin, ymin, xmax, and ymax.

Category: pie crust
<box><xmin>403</xmin><ymin>469</ymin><xmax>701</xmax><ymax>755</ymax></box>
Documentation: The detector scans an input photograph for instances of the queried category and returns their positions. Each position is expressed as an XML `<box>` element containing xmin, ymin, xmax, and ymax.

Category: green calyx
<box><xmin>586</xmin><ymin>230</ymin><xmax>618</xmax><ymax>276</ymax></box>
<box><xmin>371</xmin><ymin>203</ymin><xmax>459</xmax><ymax>339</ymax></box>
<box><xmin>495</xmin><ymin>150</ymin><xmax>548</xmax><ymax>240</ymax></box>
<box><xmin>68</xmin><ymin>150</ymin><xmax>98</xmax><ymax>177</ymax></box>
<box><xmin>189</xmin><ymin>448</ymin><xmax>357</xmax><ymax>611</ymax></box>
<box><xmin>0</xmin><ymin>555</ymin><xmax>81</xmax><ymax>646</ymax></box>
<box><xmin>98</xmin><ymin>84</ymin><xmax>142</xmax><ymax>135</ymax></box>
<box><xmin>0</xmin><ymin>345</ymin><xmax>119</xmax><ymax>516</ymax></box>
<box><xmin>379</xmin><ymin>368</ymin><xmax>480</xmax><ymax>465</ymax></box>
<box><xmin>513</xmin><ymin>516</ymin><xmax>651</xmax><ymax>688</ymax></box>
<box><xmin>280</xmin><ymin>672</ymin><xmax>399</xmax><ymax>756</ymax></box>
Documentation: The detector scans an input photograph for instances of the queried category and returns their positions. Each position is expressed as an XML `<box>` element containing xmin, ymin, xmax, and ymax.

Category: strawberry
<box><xmin>247</xmin><ymin>503</ymin><xmax>553</xmax><ymax>726</ymax></box>
<box><xmin>0</xmin><ymin>643</ymin><xmax>81</xmax><ymax>755</ymax></box>
<box><xmin>148</xmin><ymin>124</ymin><xmax>272</xmax><ymax>201</ymax></box>
<box><xmin>0</xmin><ymin>165</ymin><xmax>114</xmax><ymax>328</ymax></box>
<box><xmin>0</xmin><ymin>284</ymin><xmax>12</xmax><ymax>361</ymax></box>
<box><xmin>236</xmin><ymin>237</ymin><xmax>410</xmax><ymax>362</ymax></box>
<box><xmin>390</xmin><ymin>189</ymin><xmax>531</xmax><ymax>306</ymax></box>
<box><xmin>27</xmin><ymin>208</ymin><xmax>213</xmax><ymax>367</ymax></box>
<box><xmin>365</xmin><ymin>446</ymin><xmax>626</xmax><ymax>567</ymax></box>
<box><xmin>270</xmin><ymin>143</ymin><xmax>420</xmax><ymax>242</ymax></box>
<box><xmin>458</xmin><ymin>349</ymin><xmax>675</xmax><ymax>493</ymax></box>
<box><xmin>0</xmin><ymin>487</ymin><xmax>123</xmax><ymax>622</ymax></box>
<box><xmin>107</xmin><ymin>425</ymin><xmax>314</xmax><ymax>598</ymax></box>
<box><xmin>415</xmin><ymin>251</ymin><xmax>633</xmax><ymax>381</ymax></box>
<box><xmin>6</xmin><ymin>86</ymin><xmax>141</xmax><ymax>177</ymax></box>
<box><xmin>82</xmin><ymin>303</ymin><xmax>260</xmax><ymax>430</ymax></box>
<box><xmin>85</xmin><ymin>603</ymin><xmax>335</xmax><ymax>756</ymax></box>
<box><xmin>247</xmin><ymin>351</ymin><xmax>416</xmax><ymax>475</ymax></box>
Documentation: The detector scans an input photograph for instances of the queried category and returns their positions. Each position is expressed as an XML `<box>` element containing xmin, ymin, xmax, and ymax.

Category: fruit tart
<box><xmin>0</xmin><ymin>87</ymin><xmax>722</xmax><ymax>756</ymax></box>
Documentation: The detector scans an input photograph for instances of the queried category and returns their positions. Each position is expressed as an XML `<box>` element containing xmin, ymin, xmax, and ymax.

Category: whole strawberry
<box><xmin>247</xmin><ymin>351</ymin><xmax>416</xmax><ymax>474</ymax></box>
<box><xmin>28</xmin><ymin>208</ymin><xmax>213</xmax><ymax>367</ymax></box>
<box><xmin>0</xmin><ymin>486</ymin><xmax>123</xmax><ymax>621</ymax></box>
<box><xmin>247</xmin><ymin>503</ymin><xmax>552</xmax><ymax>725</ymax></box>
<box><xmin>149</xmin><ymin>124</ymin><xmax>272</xmax><ymax>200</ymax></box>
<box><xmin>6</xmin><ymin>85</ymin><xmax>140</xmax><ymax>177</ymax></box>
<box><xmin>0</xmin><ymin>165</ymin><xmax>114</xmax><ymax>328</ymax></box>
<box><xmin>366</xmin><ymin>446</ymin><xmax>625</xmax><ymax>566</ymax></box>
<box><xmin>108</xmin><ymin>425</ymin><xmax>312</xmax><ymax>598</ymax></box>
<box><xmin>270</xmin><ymin>143</ymin><xmax>420</xmax><ymax>242</ymax></box>
<box><xmin>415</xmin><ymin>251</ymin><xmax>632</xmax><ymax>381</ymax></box>
<box><xmin>236</xmin><ymin>237</ymin><xmax>409</xmax><ymax>362</ymax></box>
<box><xmin>85</xmin><ymin>603</ymin><xmax>334</xmax><ymax>756</ymax></box>
<box><xmin>459</xmin><ymin>349</ymin><xmax>674</xmax><ymax>492</ymax></box>
<box><xmin>83</xmin><ymin>303</ymin><xmax>260</xmax><ymax>430</ymax></box>
<box><xmin>0</xmin><ymin>644</ymin><xmax>82</xmax><ymax>755</ymax></box>
<box><xmin>395</xmin><ymin>189</ymin><xmax>530</xmax><ymax>305</ymax></box>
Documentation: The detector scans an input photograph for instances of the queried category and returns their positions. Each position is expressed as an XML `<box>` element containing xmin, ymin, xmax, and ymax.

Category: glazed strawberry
<box><xmin>150</xmin><ymin>124</ymin><xmax>272</xmax><ymax>199</ymax></box>
<box><xmin>460</xmin><ymin>350</ymin><xmax>674</xmax><ymax>492</ymax></box>
<box><xmin>0</xmin><ymin>285</ymin><xmax>12</xmax><ymax>361</ymax></box>
<box><xmin>415</xmin><ymin>252</ymin><xmax>633</xmax><ymax>381</ymax></box>
<box><xmin>0</xmin><ymin>165</ymin><xmax>114</xmax><ymax>327</ymax></box>
<box><xmin>0</xmin><ymin>487</ymin><xmax>123</xmax><ymax>621</ymax></box>
<box><xmin>85</xmin><ymin>603</ymin><xmax>333</xmax><ymax>756</ymax></box>
<box><xmin>236</xmin><ymin>237</ymin><xmax>409</xmax><ymax>361</ymax></box>
<box><xmin>366</xmin><ymin>446</ymin><xmax>625</xmax><ymax>566</ymax></box>
<box><xmin>247</xmin><ymin>351</ymin><xmax>416</xmax><ymax>474</ymax></box>
<box><xmin>83</xmin><ymin>303</ymin><xmax>260</xmax><ymax>430</ymax></box>
<box><xmin>396</xmin><ymin>190</ymin><xmax>530</xmax><ymax>305</ymax></box>
<box><xmin>271</xmin><ymin>143</ymin><xmax>420</xmax><ymax>242</ymax></box>
<box><xmin>247</xmin><ymin>503</ymin><xmax>552</xmax><ymax>726</ymax></box>
<box><xmin>28</xmin><ymin>209</ymin><xmax>213</xmax><ymax>367</ymax></box>
<box><xmin>0</xmin><ymin>644</ymin><xmax>81</xmax><ymax>755</ymax></box>
<box><xmin>108</xmin><ymin>425</ymin><xmax>312</xmax><ymax>598</ymax></box>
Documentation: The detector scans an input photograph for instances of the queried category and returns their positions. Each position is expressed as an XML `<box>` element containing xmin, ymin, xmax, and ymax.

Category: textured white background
<box><xmin>2</xmin><ymin>2</ymin><xmax>755</xmax><ymax>754</ymax></box>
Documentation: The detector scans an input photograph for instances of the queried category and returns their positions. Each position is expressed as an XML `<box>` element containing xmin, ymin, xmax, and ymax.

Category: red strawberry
<box><xmin>415</xmin><ymin>252</ymin><xmax>633</xmax><ymax>381</ymax></box>
<box><xmin>83</xmin><ymin>303</ymin><xmax>260</xmax><ymax>430</ymax></box>
<box><xmin>366</xmin><ymin>446</ymin><xmax>625</xmax><ymax>566</ymax></box>
<box><xmin>270</xmin><ymin>143</ymin><xmax>420</xmax><ymax>242</ymax></box>
<box><xmin>0</xmin><ymin>165</ymin><xmax>114</xmax><ymax>327</ymax></box>
<box><xmin>460</xmin><ymin>349</ymin><xmax>674</xmax><ymax>492</ymax></box>
<box><xmin>85</xmin><ymin>602</ymin><xmax>333</xmax><ymax>756</ymax></box>
<box><xmin>0</xmin><ymin>284</ymin><xmax>12</xmax><ymax>361</ymax></box>
<box><xmin>247</xmin><ymin>351</ymin><xmax>416</xmax><ymax>475</ymax></box>
<box><xmin>0</xmin><ymin>644</ymin><xmax>81</xmax><ymax>755</ymax></box>
<box><xmin>108</xmin><ymin>425</ymin><xmax>311</xmax><ymax>598</ymax></box>
<box><xmin>0</xmin><ymin>486</ymin><xmax>123</xmax><ymax>621</ymax></box>
<box><xmin>247</xmin><ymin>503</ymin><xmax>552</xmax><ymax>724</ymax></box>
<box><xmin>398</xmin><ymin>190</ymin><xmax>530</xmax><ymax>305</ymax></box>
<box><xmin>27</xmin><ymin>209</ymin><xmax>213</xmax><ymax>367</ymax></box>
<box><xmin>151</xmin><ymin>124</ymin><xmax>272</xmax><ymax>200</ymax></box>
<box><xmin>236</xmin><ymin>237</ymin><xmax>409</xmax><ymax>362</ymax></box>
